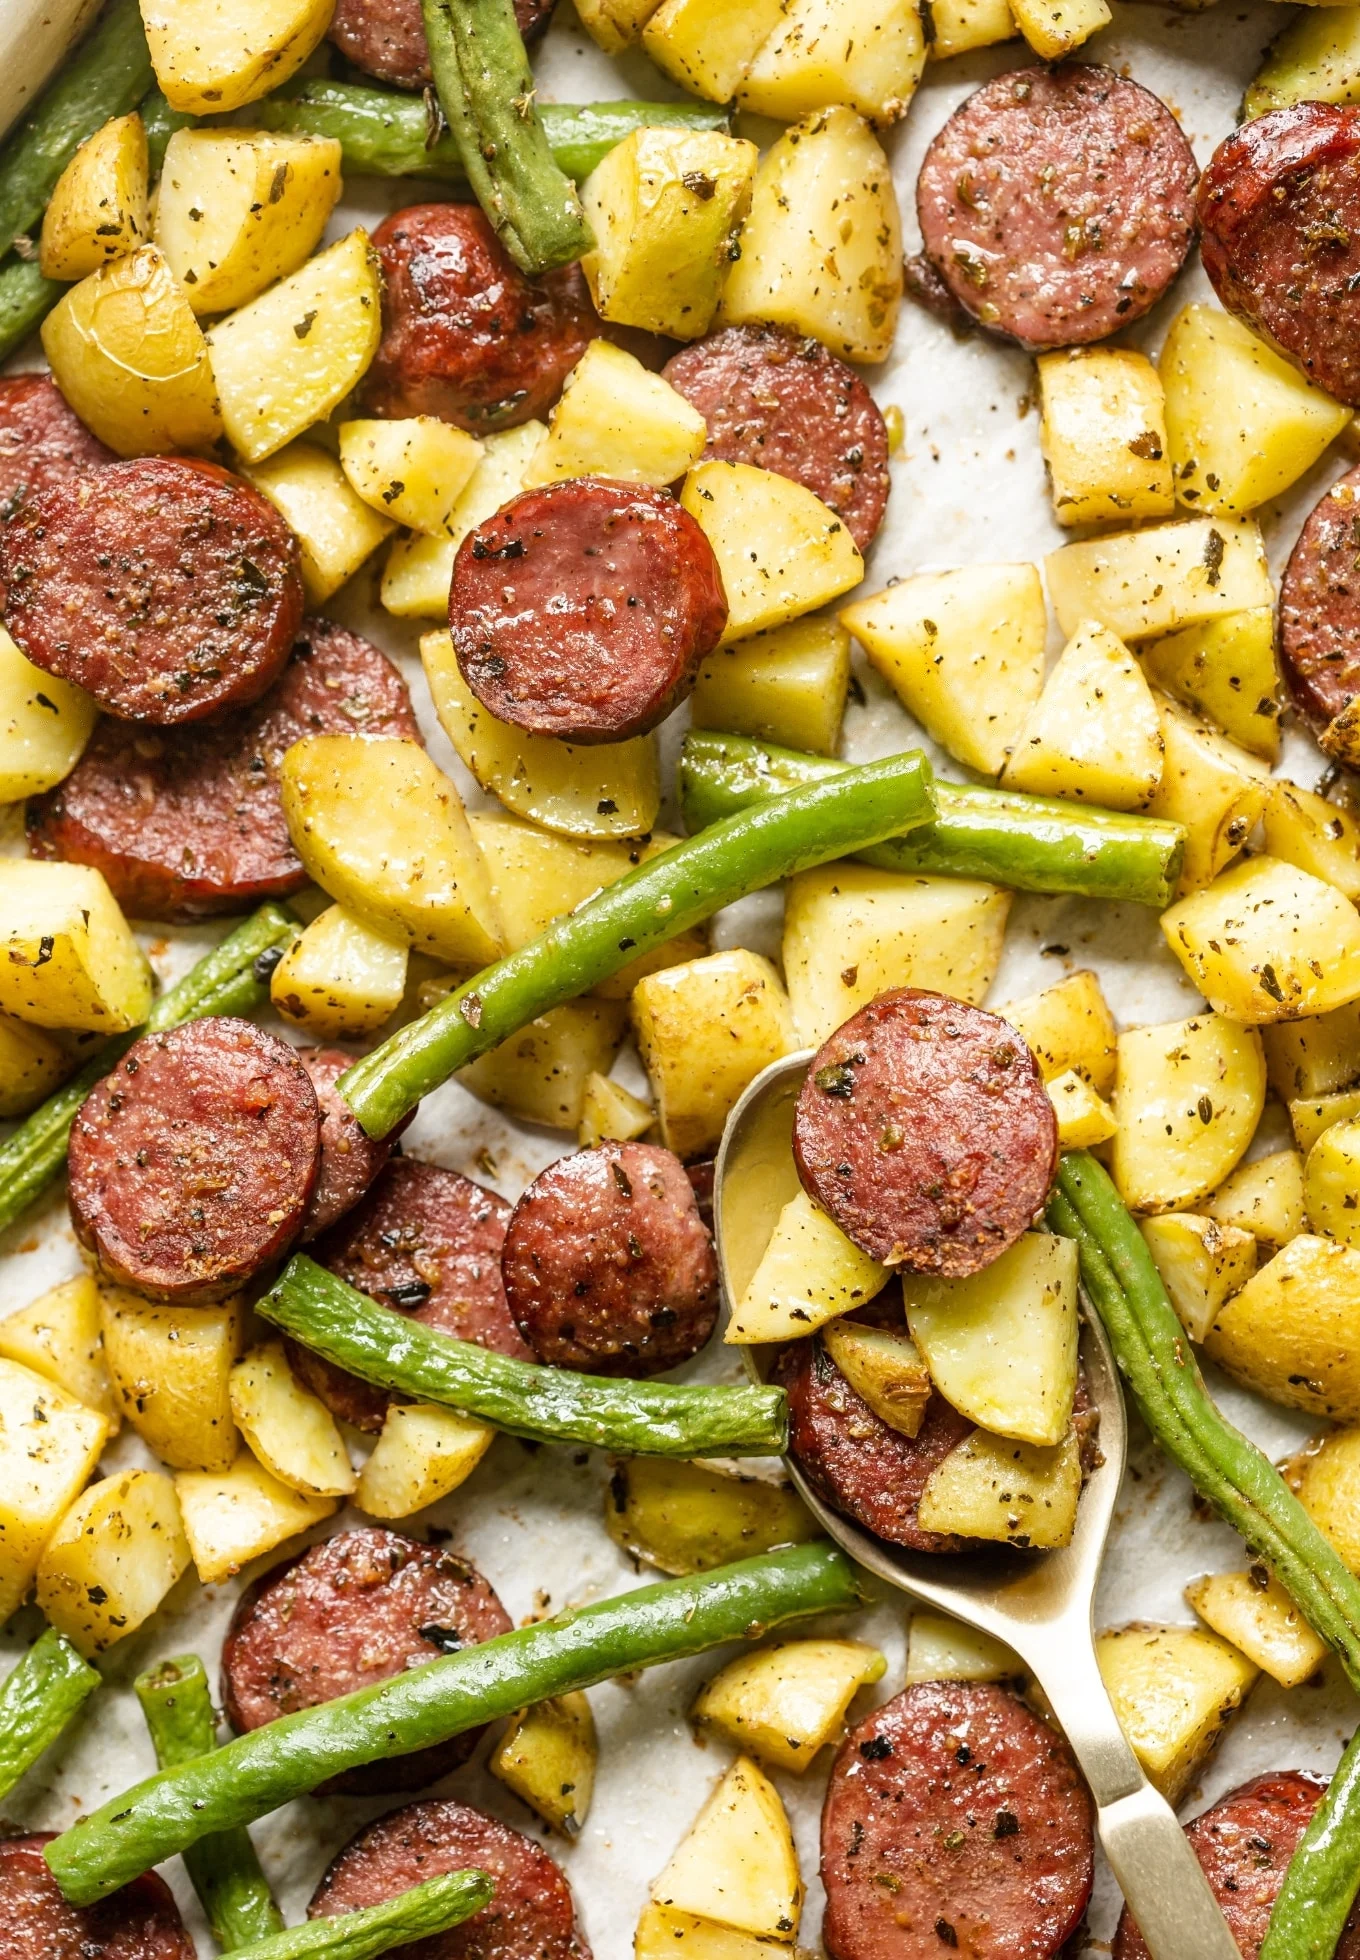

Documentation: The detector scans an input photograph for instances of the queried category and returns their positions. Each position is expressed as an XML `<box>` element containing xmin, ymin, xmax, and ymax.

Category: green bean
<box><xmin>0</xmin><ymin>0</ymin><xmax>151</xmax><ymax>260</ymax></box>
<box><xmin>229</xmin><ymin>1873</ymin><xmax>494</xmax><ymax>1960</ymax></box>
<box><xmin>0</xmin><ymin>1628</ymin><xmax>98</xmax><ymax>1800</ymax></box>
<box><xmin>135</xmin><ymin>1658</ymin><xmax>284</xmax><ymax>1950</ymax></box>
<box><xmin>0</xmin><ymin>903</ymin><xmax>299</xmax><ymax>1239</ymax></box>
<box><xmin>679</xmin><ymin>731</ymin><xmax>1187</xmax><ymax>909</ymax></box>
<box><xmin>260</xmin><ymin>1254</ymin><xmax>786</xmax><ymax>1455</ymax></box>
<box><xmin>47</xmin><ymin>1542</ymin><xmax>864</xmax><ymax>1904</ymax></box>
<box><xmin>339</xmin><ymin>750</ymin><xmax>935</xmax><ymax>1139</ymax></box>
<box><xmin>0</xmin><ymin>253</ymin><xmax>64</xmax><ymax>364</ymax></box>
<box><xmin>1048</xmin><ymin>1152</ymin><xmax>1360</xmax><ymax>1960</ymax></box>
<box><xmin>420</xmin><ymin>0</ymin><xmax>592</xmax><ymax>273</ymax></box>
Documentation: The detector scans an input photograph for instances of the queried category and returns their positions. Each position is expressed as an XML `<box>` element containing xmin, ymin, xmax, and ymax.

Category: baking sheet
<box><xmin>0</xmin><ymin>4</ymin><xmax>1351</xmax><ymax>1951</ymax></box>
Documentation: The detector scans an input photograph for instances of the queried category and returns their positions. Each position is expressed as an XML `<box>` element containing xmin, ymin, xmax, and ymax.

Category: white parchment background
<box><xmin>1</xmin><ymin>3</ymin><xmax>1352</xmax><ymax>1952</ymax></box>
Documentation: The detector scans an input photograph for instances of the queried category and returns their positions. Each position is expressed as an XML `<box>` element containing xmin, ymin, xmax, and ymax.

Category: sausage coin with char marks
<box><xmin>0</xmin><ymin>1832</ymin><xmax>196</xmax><ymax>1960</ymax></box>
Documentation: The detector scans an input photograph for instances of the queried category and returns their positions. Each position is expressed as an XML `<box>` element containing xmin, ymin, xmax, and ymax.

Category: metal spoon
<box><xmin>714</xmin><ymin>1050</ymin><xmax>1242</xmax><ymax>1960</ymax></box>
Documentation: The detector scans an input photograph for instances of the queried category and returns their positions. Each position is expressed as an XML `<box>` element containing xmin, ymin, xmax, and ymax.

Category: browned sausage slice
<box><xmin>1278</xmin><ymin>463</ymin><xmax>1360</xmax><ymax>733</ymax></box>
<box><xmin>68</xmin><ymin>1017</ymin><xmax>321</xmax><ymax>1302</ymax></box>
<box><xmin>793</xmin><ymin>989</ymin><xmax>1058</xmax><ymax>1276</ymax></box>
<box><xmin>295</xmin><ymin>1047</ymin><xmax>411</xmax><ymax>1243</ymax></box>
<box><xmin>26</xmin><ymin>618</ymin><xmax>419</xmax><ymax>921</ymax></box>
<box><xmin>309</xmin><ymin>1797</ymin><xmax>591</xmax><ymax>1959</ymax></box>
<box><xmin>0</xmin><ymin>1833</ymin><xmax>196</xmax><ymax>1959</ymax></box>
<box><xmin>662</xmin><ymin>326</ymin><xmax>891</xmax><ymax>552</ymax></box>
<box><xmin>222</xmin><ymin>1528</ymin><xmax>511</xmax><ymax>1794</ymax></box>
<box><xmin>295</xmin><ymin>1156</ymin><xmax>527</xmax><ymax>1432</ymax></box>
<box><xmin>329</xmin><ymin>0</ymin><xmax>553</xmax><ymax>87</ymax></box>
<box><xmin>450</xmin><ymin>480</ymin><xmax>727</xmax><ymax>743</ymax></box>
<box><xmin>0</xmin><ymin>457</ymin><xmax>304</xmax><ymax>724</ymax></box>
<box><xmin>0</xmin><ymin>373</ymin><xmax>113</xmax><ymax>521</ymax></box>
<box><xmin>364</xmin><ymin>205</ymin><xmax>598</xmax><ymax>433</ymax></box>
<box><xmin>501</xmin><ymin>1142</ymin><xmax>719</xmax><ymax>1375</ymax></box>
<box><xmin>821</xmin><ymin>1681</ymin><xmax>1094</xmax><ymax>1960</ymax></box>
<box><xmin>1199</xmin><ymin>105</ymin><xmax>1360</xmax><ymax>409</ymax></box>
<box><xmin>916</xmin><ymin>65</ymin><xmax>1198</xmax><ymax>349</ymax></box>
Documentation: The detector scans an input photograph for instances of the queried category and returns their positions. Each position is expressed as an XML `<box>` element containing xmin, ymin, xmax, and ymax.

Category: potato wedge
<box><xmin>738</xmin><ymin>0</ymin><xmax>926</xmax><ymax>125</ymax></box>
<box><xmin>694</xmin><ymin>1639</ymin><xmax>886</xmax><ymax>1774</ymax></box>
<box><xmin>728</xmin><ymin>1190</ymin><xmax>888</xmax><ymax>1343</ymax></box>
<box><xmin>821</xmin><ymin>1320</ymin><xmax>931</xmax><ymax>1438</ymax></box>
<box><xmin>1185</xmin><ymin>1570</ymin><xmax>1327</xmax><ymax>1690</ymax></box>
<box><xmin>579</xmin><ymin>1072</ymin><xmax>654</xmax><ymax>1148</ymax></box>
<box><xmin>1146</xmin><ymin>694</ymin><xmax>1270</xmax><ymax>893</ymax></box>
<box><xmin>918</xmin><ymin>1427</ymin><xmax>1082</xmax><ymax>1549</ymax></box>
<box><xmin>459</xmin><ymin>999</ymin><xmax>628</xmax><ymax>1132</ymax></box>
<box><xmin>999</xmin><ymin>969</ymin><xmax>1118</xmax><ymax>1095</ymax></box>
<box><xmin>143</xmin><ymin>0</ymin><xmax>336</xmax><ymax>113</ymax></box>
<box><xmin>1263</xmin><ymin>777</ymin><xmax>1360</xmax><ymax>903</ymax></box>
<box><xmin>1304</xmin><ymin>1117</ymin><xmax>1360</xmax><ymax>1248</ymax></box>
<box><xmin>1206</xmin><ymin>1149</ymin><xmax>1306</xmax><ymax>1250</ymax></box>
<box><xmin>681</xmin><ymin>461</ymin><xmax>864</xmax><ymax>645</ymax></box>
<box><xmin>355</xmin><ymin>1403</ymin><xmax>495</xmax><ymax>1518</ymax></box>
<box><xmin>605</xmin><ymin>1459</ymin><xmax>816</xmax><ymax>1576</ymax></box>
<box><xmin>652</xmin><ymin>1756</ymin><xmax>802</xmax><ymax>1942</ymax></box>
<box><xmin>229</xmin><ymin>1343</ymin><xmax>355</xmax><ymax>1498</ymax></box>
<box><xmin>270</xmin><ymin>902</ymin><xmax>408</xmax><ymax>1040</ymax></box>
<box><xmin>0</xmin><ymin>624</ymin><xmax>98</xmax><ymax>801</ymax></box>
<box><xmin>244</xmin><ymin>440</ymin><xmax>394</xmax><ymax>604</ymax></box>
<box><xmin>692</xmin><ymin>616</ymin><xmax>852</xmax><ymax>758</ymax></box>
<box><xmin>1045</xmin><ymin>517</ymin><xmax>1274</xmax><ymax>643</ymax></box>
<box><xmin>0</xmin><ymin>860</ymin><xmax>152</xmax><ymax>1033</ymax></box>
<box><xmin>1162</xmin><ymin>856</ymin><xmax>1360</xmax><ymax>1024</ymax></box>
<box><xmin>1264</xmin><ymin>1001</ymin><xmax>1360</xmax><ymax>1102</ymax></box>
<box><xmin>640</xmin><ymin>0</ymin><xmax>787</xmax><ymax>102</ymax></box>
<box><xmin>1037</xmin><ymin>348</ymin><xmax>1173</xmax><ymax>528</ymax></box>
<box><xmin>0</xmin><ymin>1274</ymin><xmax>118</xmax><ymax>1427</ymax></box>
<box><xmin>40</xmin><ymin>112</ymin><xmax>148</xmax><ymax>281</ymax></box>
<box><xmin>100</xmin><ymin>1289</ymin><xmax>244</xmax><ymax>1473</ymax></box>
<box><xmin>904</xmin><ymin>1610</ymin><xmax>1024</xmax><ymax>1686</ymax></box>
<box><xmin>1205</xmin><ymin>1234</ymin><xmax>1360</xmax><ymax>1421</ymax></box>
<box><xmin>155</xmin><ymin>129</ymin><xmax>342</xmax><ymax>314</ymax></box>
<box><xmin>176</xmin><ymin>1452</ymin><xmax>336</xmax><ymax>1586</ymax></box>
<box><xmin>339</xmin><ymin>416</ymin><xmax>481</xmax><ymax>534</ymax></box>
<box><xmin>0</xmin><ymin>1017</ymin><xmax>68</xmax><ymax>1120</ymax></box>
<box><xmin>1047</xmin><ymin>1069</ymin><xmax>1118</xmax><ymax>1149</ymax></box>
<box><xmin>526</xmin><ymin>339</ymin><xmax>707</xmax><ymax>487</ymax></box>
<box><xmin>0</xmin><ymin>1360</ymin><xmax>109</xmax><ymax>1621</ymax></box>
<box><xmin>632</xmin><ymin>948</ymin><xmax>796</xmax><ymax>1160</ymax></box>
<box><xmin>1139</xmin><ymin>606</ymin><xmax>1282</xmax><ymax>762</ymax></box>
<box><xmin>1110</xmin><ymin>1014</ymin><xmax>1265</xmax><ymax>1214</ymax></box>
<box><xmin>1139</xmin><ymin>1213</ymin><xmax>1257</xmax><ymax>1343</ymax></box>
<box><xmin>491</xmin><ymin>1692</ymin><xmax>597</xmax><ymax>1836</ymax></box>
<box><xmin>1096</xmin><ymin>1622</ymin><xmax>1257</xmax><ymax>1806</ymax></box>
<box><xmin>1010</xmin><ymin>0</ymin><xmax>1109</xmax><ymax>58</ymax></box>
<box><xmin>1000</xmin><ymin>620</ymin><xmax>1164</xmax><ymax>811</ymax></box>
<box><xmin>35</xmin><ymin>1468</ymin><xmax>190</xmax><ymax>1657</ymax></box>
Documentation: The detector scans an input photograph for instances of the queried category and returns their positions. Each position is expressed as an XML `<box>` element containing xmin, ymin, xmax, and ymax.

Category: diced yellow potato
<box><xmin>999</xmin><ymin>970</ymin><xmax>1118</xmax><ymax>1096</ymax></box>
<box><xmin>695</xmin><ymin>1640</ymin><xmax>886</xmax><ymax>1775</ymax></box>
<box><xmin>0</xmin><ymin>624</ymin><xmax>98</xmax><ymax>802</ymax></box>
<box><xmin>1263</xmin><ymin>778</ymin><xmax>1360</xmax><ymax>903</ymax></box>
<box><xmin>243</xmin><ymin>440</ymin><xmax>393</xmax><ymax>604</ymax></box>
<box><xmin>632</xmin><ymin>948</ymin><xmax>796</xmax><ymax>1160</ymax></box>
<box><xmin>1096</xmin><ymin>1623</ymin><xmax>1257</xmax><ymax>1806</ymax></box>
<box><xmin>718</xmin><ymin>107</ymin><xmax>902</xmax><ymax>364</ymax></box>
<box><xmin>154</xmin><ymin>128</ymin><xmax>342</xmax><ymax>314</ymax></box>
<box><xmin>1206</xmin><ymin>1150</ymin><xmax>1307</xmax><ymax>1250</ymax></box>
<box><xmin>176</xmin><ymin>1452</ymin><xmax>336</xmax><ymax>1586</ymax></box>
<box><xmin>841</xmin><ymin>564</ymin><xmax>1046</xmax><ymax>775</ymax></box>
<box><xmin>581</xmin><ymin>133</ymin><xmax>757</xmax><ymax>341</ymax></box>
<box><xmin>1160</xmin><ymin>304</ymin><xmax>1351</xmax><ymax>516</ymax></box>
<box><xmin>421</xmin><ymin>630</ymin><xmax>661</xmax><ymax>840</ymax></box>
<box><xmin>1000</xmin><ymin>620</ymin><xmax>1164</xmax><ymax>810</ymax></box>
<box><xmin>918</xmin><ymin>1427</ymin><xmax>1082</xmax><ymax>1549</ymax></box>
<box><xmin>904</xmin><ymin>1611</ymin><xmax>1024</xmax><ymax>1686</ymax></box>
<box><xmin>1162</xmin><ymin>856</ymin><xmax>1360</xmax><ymax>1024</ymax></box>
<box><xmin>1139</xmin><ymin>1213</ymin><xmax>1257</xmax><ymax>1343</ymax></box>
<box><xmin>1045</xmin><ymin>517</ymin><xmax>1274</xmax><ymax>643</ymax></box>
<box><xmin>1264</xmin><ymin>1001</ymin><xmax>1360</xmax><ymax>1101</ymax></box>
<box><xmin>0</xmin><ymin>1360</ymin><xmax>108</xmax><ymax>1622</ymax></box>
<box><xmin>902</xmin><ymin>1233</ymin><xmax>1078</xmax><ymax>1446</ymax></box>
<box><xmin>641</xmin><ymin>0</ymin><xmax>788</xmax><ymax>102</ymax></box>
<box><xmin>738</xmin><ymin>0</ymin><xmax>926</xmax><ymax>125</ymax></box>
<box><xmin>338</xmin><ymin>417</ymin><xmax>481</xmax><ymax>535</ymax></box>
<box><xmin>821</xmin><ymin>1321</ymin><xmax>931</xmax><ymax>1438</ymax></box>
<box><xmin>527</xmin><ymin>340</ymin><xmax>707</xmax><ymax>487</ymax></box>
<box><xmin>1010</xmin><ymin>0</ymin><xmax>1110</xmax><ymax>59</ymax></box>
<box><xmin>280</xmin><ymin>734</ymin><xmax>503</xmax><ymax>966</ymax></box>
<box><xmin>380</xmin><ymin>422</ymin><xmax>544</xmax><ymax>618</ymax></box>
<box><xmin>1205</xmin><ymin>1234</ymin><xmax>1360</xmax><ymax>1420</ymax></box>
<box><xmin>782</xmin><ymin>864</ymin><xmax>1010</xmax><ymax>1046</ymax></box>
<box><xmin>1245</xmin><ymin>8</ymin><xmax>1360</xmax><ymax>120</ymax></box>
<box><xmin>42</xmin><ymin>243</ymin><xmax>221</xmax><ymax>456</ymax></box>
<box><xmin>652</xmin><ymin>1756</ymin><xmax>802</xmax><ymax>1942</ymax></box>
<box><xmin>1287</xmin><ymin>1427</ymin><xmax>1360</xmax><ymax>1573</ymax></box>
<box><xmin>606</xmin><ymin>1459</ymin><xmax>816</xmax><ymax>1576</ymax></box>
<box><xmin>229</xmin><ymin>1343</ymin><xmax>355</xmax><ymax>1498</ymax></box>
<box><xmin>0</xmin><ymin>1275</ymin><xmax>117</xmax><ymax>1427</ymax></box>
<box><xmin>459</xmin><ymin>999</ymin><xmax>628</xmax><ymax>1132</ymax></box>
<box><xmin>355</xmin><ymin>1402</ymin><xmax>494</xmax><ymax>1519</ymax></box>
<box><xmin>40</xmin><ymin>112</ymin><xmax>148</xmax><ymax>281</ymax></box>
<box><xmin>380</xmin><ymin>532</ymin><xmax>457</xmax><ymax>622</ymax></box>
<box><xmin>1304</xmin><ymin>1116</ymin><xmax>1360</xmax><ymax>1248</ymax></box>
<box><xmin>637</xmin><ymin>1906</ymin><xmax>789</xmax><ymax>1960</ymax></box>
<box><xmin>1047</xmin><ymin>1068</ymin><xmax>1118</xmax><ymax>1149</ymax></box>
<box><xmin>35</xmin><ymin>1468</ymin><xmax>189</xmax><ymax>1657</ymax></box>
<box><xmin>728</xmin><ymin>1190</ymin><xmax>888</xmax><ymax>1343</ymax></box>
<box><xmin>0</xmin><ymin>861</ymin><xmax>151</xmax><ymax>1033</ymax></box>
<box><xmin>1037</xmin><ymin>348</ymin><xmax>1173</xmax><ymax>528</ymax></box>
<box><xmin>142</xmin><ymin>0</ymin><xmax>335</xmax><ymax>113</ymax></box>
<box><xmin>270</xmin><ymin>902</ymin><xmax>408</xmax><ymax>1040</ymax></box>
<box><xmin>101</xmin><ymin>1290</ymin><xmax>244</xmax><ymax>1473</ymax></box>
<box><xmin>491</xmin><ymin>1693</ymin><xmax>597</xmax><ymax>1836</ymax></box>
<box><xmin>1146</xmin><ymin>694</ymin><xmax>1270</xmax><ymax>893</ymax></box>
<box><xmin>1186</xmin><ymin>1569</ymin><xmax>1327</xmax><ymax>1690</ymax></box>
<box><xmin>692</xmin><ymin>617</ymin><xmax>851</xmax><ymax>758</ymax></box>
<box><xmin>576</xmin><ymin>0</ymin><xmax>662</xmax><ymax>50</ymax></box>
<box><xmin>207</xmin><ymin>230</ymin><xmax>382</xmax><ymax>465</ymax></box>
<box><xmin>1111</xmin><ymin>1014</ymin><xmax>1266</xmax><ymax>1214</ymax></box>
<box><xmin>1139</xmin><ymin>607</ymin><xmax>1282</xmax><ymax>762</ymax></box>
<box><xmin>682</xmin><ymin>461</ymin><xmax>863</xmax><ymax>645</ymax></box>
<box><xmin>1291</xmin><ymin>1086</ymin><xmax>1360</xmax><ymax>1156</ymax></box>
<box><xmin>579</xmin><ymin>1072</ymin><xmax>654</xmax><ymax>1148</ymax></box>
<box><xmin>0</xmin><ymin>1017</ymin><xmax>68</xmax><ymax>1120</ymax></box>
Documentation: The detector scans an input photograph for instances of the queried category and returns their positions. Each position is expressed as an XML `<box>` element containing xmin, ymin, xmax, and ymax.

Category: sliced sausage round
<box><xmin>662</xmin><ymin>326</ymin><xmax>891</xmax><ymax>551</ymax></box>
<box><xmin>295</xmin><ymin>1156</ymin><xmax>527</xmax><ymax>1432</ymax></box>
<box><xmin>915</xmin><ymin>64</ymin><xmax>1198</xmax><ymax>349</ymax></box>
<box><xmin>1278</xmin><ymin>462</ymin><xmax>1360</xmax><ymax>733</ymax></box>
<box><xmin>68</xmin><ymin>1017</ymin><xmax>321</xmax><ymax>1302</ymax></box>
<box><xmin>0</xmin><ymin>1832</ymin><xmax>196</xmax><ymax>1959</ymax></box>
<box><xmin>450</xmin><ymin>480</ymin><xmax>727</xmax><ymax>743</ymax></box>
<box><xmin>776</xmin><ymin>1334</ymin><xmax>974</xmax><ymax>1553</ymax></box>
<box><xmin>309</xmin><ymin>1798</ymin><xmax>591</xmax><ymax>1960</ymax></box>
<box><xmin>296</xmin><ymin>1047</ymin><xmax>411</xmax><ymax>1243</ymax></box>
<box><xmin>0</xmin><ymin>456</ymin><xmax>304</xmax><ymax>725</ymax></box>
<box><xmin>26</xmin><ymin>618</ymin><xmax>419</xmax><ymax>921</ymax></box>
<box><xmin>1114</xmin><ymin>1771</ymin><xmax>1360</xmax><ymax>1960</ymax></box>
<box><xmin>1199</xmin><ymin>104</ymin><xmax>1360</xmax><ymax>408</ymax></box>
<box><xmin>0</xmin><ymin>373</ymin><xmax>113</xmax><ymax>523</ymax></box>
<box><xmin>222</xmin><ymin>1527</ymin><xmax>511</xmax><ymax>1795</ymax></box>
<box><xmin>501</xmin><ymin>1142</ymin><xmax>720</xmax><ymax>1376</ymax></box>
<box><xmin>329</xmin><ymin>0</ymin><xmax>553</xmax><ymax>87</ymax></box>
<box><xmin>822</xmin><ymin>1681</ymin><xmax>1095</xmax><ymax>1960</ymax></box>
<box><xmin>363</xmin><ymin>204</ymin><xmax>598</xmax><ymax>433</ymax></box>
<box><xmin>794</xmin><ymin>989</ymin><xmax>1058</xmax><ymax>1276</ymax></box>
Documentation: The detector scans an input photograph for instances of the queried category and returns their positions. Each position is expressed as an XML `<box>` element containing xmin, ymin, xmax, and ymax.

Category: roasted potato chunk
<box><xmin>1110</xmin><ymin>1014</ymin><xmax>1265</xmax><ymax>1214</ymax></box>
<box><xmin>694</xmin><ymin>1639</ymin><xmax>886</xmax><ymax>1773</ymax></box>
<box><xmin>1097</xmin><ymin>1622</ymin><xmax>1257</xmax><ymax>1806</ymax></box>
<box><xmin>0</xmin><ymin>861</ymin><xmax>151</xmax><ymax>1034</ymax></box>
<box><xmin>1205</xmin><ymin>1234</ymin><xmax>1360</xmax><ymax>1421</ymax></box>
<box><xmin>606</xmin><ymin>1459</ymin><xmax>816</xmax><ymax>1576</ymax></box>
<box><xmin>155</xmin><ymin>129</ymin><xmax>342</xmax><ymax>314</ymax></box>
<box><xmin>40</xmin><ymin>112</ymin><xmax>148</xmax><ymax>281</ymax></box>
<box><xmin>35</xmin><ymin>1468</ymin><xmax>190</xmax><ymax>1657</ymax></box>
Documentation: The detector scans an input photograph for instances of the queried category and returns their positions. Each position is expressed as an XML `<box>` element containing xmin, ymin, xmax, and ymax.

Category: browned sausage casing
<box><xmin>329</xmin><ymin>0</ymin><xmax>554</xmax><ymax>88</ymax></box>
<box><xmin>0</xmin><ymin>1833</ymin><xmax>196</xmax><ymax>1960</ymax></box>
<box><xmin>1278</xmin><ymin>462</ymin><xmax>1360</xmax><ymax>734</ymax></box>
<box><xmin>295</xmin><ymin>1047</ymin><xmax>411</xmax><ymax>1243</ymax></box>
